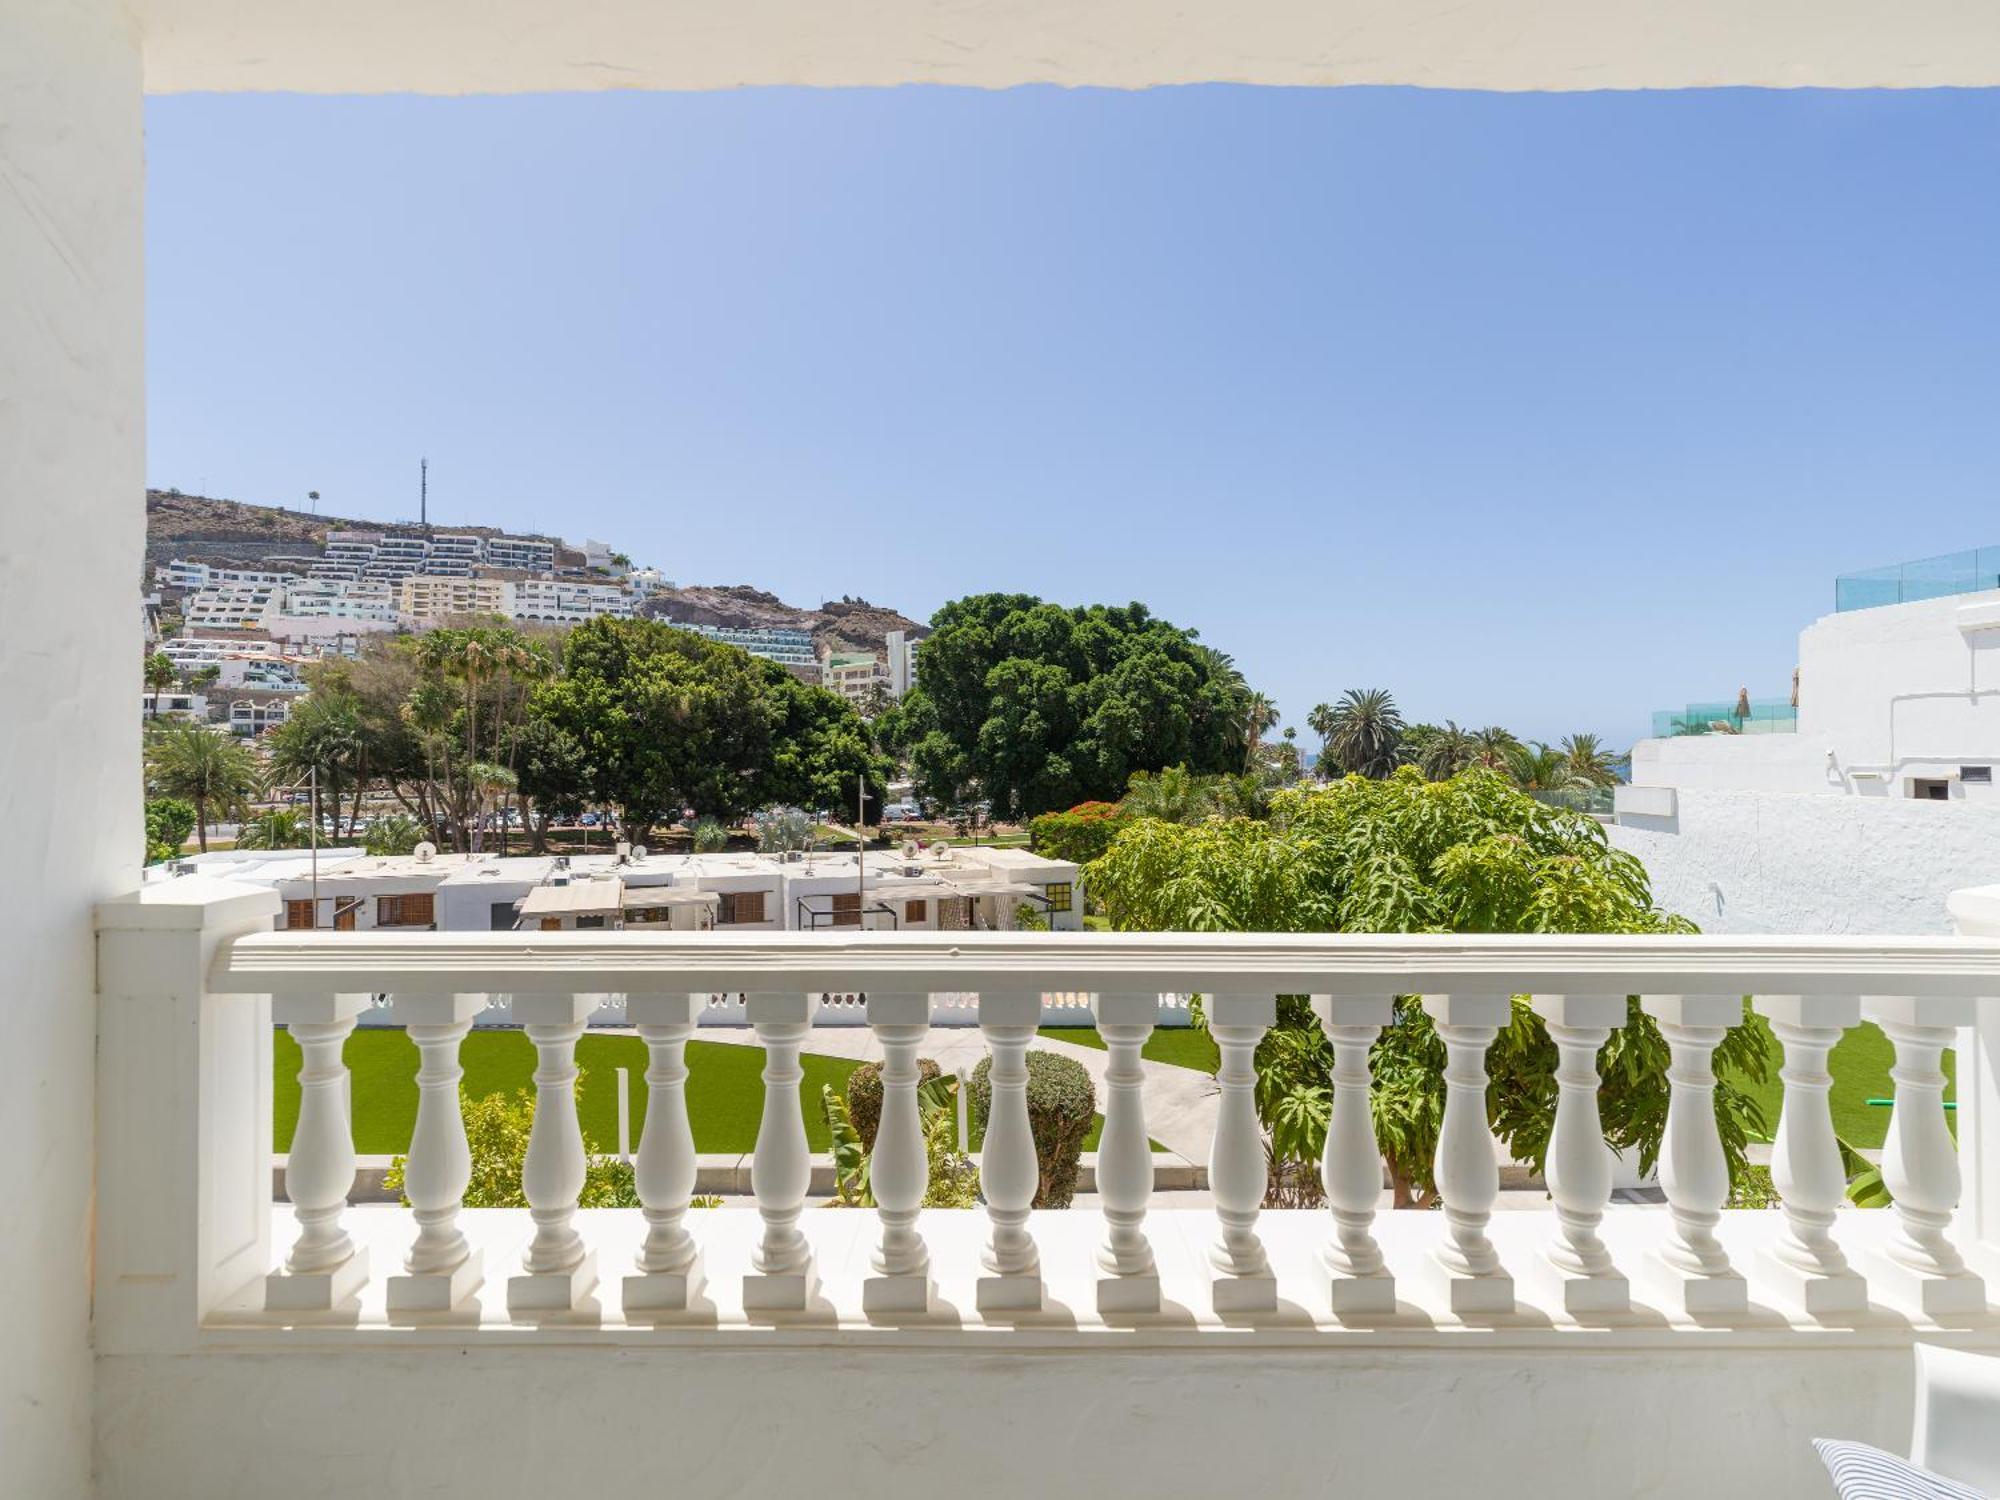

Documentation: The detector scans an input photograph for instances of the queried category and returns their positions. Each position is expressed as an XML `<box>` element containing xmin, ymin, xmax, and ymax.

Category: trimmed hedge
<box><xmin>845</xmin><ymin>1056</ymin><xmax>943</xmax><ymax>1151</ymax></box>
<box><xmin>967</xmin><ymin>1050</ymin><xmax>1096</xmax><ymax>1209</ymax></box>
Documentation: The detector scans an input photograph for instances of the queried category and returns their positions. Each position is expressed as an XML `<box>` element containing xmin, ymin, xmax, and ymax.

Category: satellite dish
<box><xmin>632</xmin><ymin>845</ymin><xmax>649</xmax><ymax>860</ymax></box>
<box><xmin>413</xmin><ymin>841</ymin><xmax>437</xmax><ymax>864</ymax></box>
<box><xmin>901</xmin><ymin>839</ymin><xmax>920</xmax><ymax>860</ymax></box>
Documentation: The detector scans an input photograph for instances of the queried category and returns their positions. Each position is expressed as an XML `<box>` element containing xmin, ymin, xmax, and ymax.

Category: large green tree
<box><xmin>1085</xmin><ymin>767</ymin><xmax>1771</xmax><ymax>1205</ymax></box>
<box><xmin>885</xmin><ymin>594</ymin><xmax>1252</xmax><ymax>820</ymax></box>
<box><xmin>144</xmin><ymin>722</ymin><xmax>264</xmax><ymax>853</ymax></box>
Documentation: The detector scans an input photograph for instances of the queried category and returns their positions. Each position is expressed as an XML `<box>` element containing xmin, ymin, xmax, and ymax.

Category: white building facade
<box><xmin>1615</xmin><ymin>563</ymin><xmax>2000</xmax><ymax>933</ymax></box>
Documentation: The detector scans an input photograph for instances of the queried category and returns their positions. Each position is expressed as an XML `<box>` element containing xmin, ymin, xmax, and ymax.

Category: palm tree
<box><xmin>143</xmin><ymin>652</ymin><xmax>177</xmax><ymax>717</ymax></box>
<box><xmin>1414</xmin><ymin>720</ymin><xmax>1477</xmax><ymax>781</ymax></box>
<box><xmin>265</xmin><ymin>695</ymin><xmax>364</xmax><ymax>838</ymax></box>
<box><xmin>1321</xmin><ymin>689</ymin><xmax>1405</xmax><ymax>779</ymax></box>
<box><xmin>1306</xmin><ymin>702</ymin><xmax>1338</xmax><ymax>773</ymax></box>
<box><xmin>1120</xmin><ymin>765</ymin><xmax>1215</xmax><ymax>824</ymax></box>
<box><xmin>144</xmin><ymin>722</ymin><xmax>264</xmax><ymax>852</ymax></box>
<box><xmin>1503</xmin><ymin>740</ymin><xmax>1584</xmax><ymax>793</ymax></box>
<box><xmin>1242</xmin><ymin>691</ymin><xmax>1279</xmax><ymax>772</ymax></box>
<box><xmin>234</xmin><ymin>809</ymin><xmax>308</xmax><ymax>850</ymax></box>
<box><xmin>1559</xmin><ymin>732</ymin><xmax>1618</xmax><ymax>789</ymax></box>
<box><xmin>1469</xmin><ymin>724</ymin><xmax>1521</xmax><ymax>769</ymax></box>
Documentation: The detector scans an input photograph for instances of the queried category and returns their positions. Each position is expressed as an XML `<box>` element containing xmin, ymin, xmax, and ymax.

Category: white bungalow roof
<box><xmin>518</xmin><ymin>879</ymin><xmax>625</xmax><ymax>916</ymax></box>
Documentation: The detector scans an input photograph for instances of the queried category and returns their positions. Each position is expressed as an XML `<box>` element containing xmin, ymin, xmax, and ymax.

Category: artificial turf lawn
<box><xmin>1038</xmin><ymin>1025</ymin><xmax>1220</xmax><ymax>1073</ymax></box>
<box><xmin>1724</xmin><ymin>1015</ymin><xmax>1954</xmax><ymax>1151</ymax></box>
<box><xmin>276</xmin><ymin>1029</ymin><xmax>865</xmax><ymax>1156</ymax></box>
<box><xmin>276</xmin><ymin>1029</ymin><xmax>1114</xmax><ymax>1156</ymax></box>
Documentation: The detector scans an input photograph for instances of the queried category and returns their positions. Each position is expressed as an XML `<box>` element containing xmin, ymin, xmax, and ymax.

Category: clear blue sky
<box><xmin>146</xmin><ymin>86</ymin><xmax>2000</xmax><ymax>747</ymax></box>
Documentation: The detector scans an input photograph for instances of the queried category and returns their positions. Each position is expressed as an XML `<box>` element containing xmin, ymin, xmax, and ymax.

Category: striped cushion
<box><xmin>1814</xmin><ymin>1439</ymin><xmax>1989</xmax><ymax>1499</ymax></box>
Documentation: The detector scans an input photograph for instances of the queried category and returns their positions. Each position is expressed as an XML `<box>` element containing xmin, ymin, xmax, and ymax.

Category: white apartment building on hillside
<box><xmin>1614</xmin><ymin>545</ymin><xmax>2000</xmax><ymax>933</ymax></box>
<box><xmin>885</xmin><ymin>627</ymin><xmax>920</xmax><ymax>698</ymax></box>
<box><xmin>181</xmin><ymin>582</ymin><xmax>284</xmax><ymax>630</ymax></box>
<box><xmin>681</xmin><ymin>622</ymin><xmax>820</xmax><ymax>676</ymax></box>
<box><xmin>280</xmin><ymin>578</ymin><xmax>404</xmax><ymax>623</ymax></box>
<box><xmin>510</xmin><ymin>578</ymin><xmax>633</xmax><ymax>623</ymax></box>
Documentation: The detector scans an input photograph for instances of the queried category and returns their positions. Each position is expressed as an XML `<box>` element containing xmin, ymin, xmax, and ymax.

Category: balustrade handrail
<box><xmin>213</xmin><ymin>927</ymin><xmax>2000</xmax><ymax>998</ymax></box>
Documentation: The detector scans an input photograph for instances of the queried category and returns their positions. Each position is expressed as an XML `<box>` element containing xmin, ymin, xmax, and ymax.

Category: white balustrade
<box><xmin>864</xmin><ymin>992</ymin><xmax>935</xmax><ymax>1314</ymax></box>
<box><xmin>1529</xmin><ymin>994</ymin><xmax>1630</xmax><ymax>1313</ymax></box>
<box><xmin>507</xmin><ymin>991</ymin><xmax>602</xmax><ymax>1314</ymax></box>
<box><xmin>1093</xmin><ymin>991</ymin><xmax>1160</xmax><ymax>1314</ymax></box>
<box><xmin>1863</xmin><ymin>995</ymin><xmax>1986</xmax><ymax>1315</ymax></box>
<box><xmin>1420</xmin><ymin>992</ymin><xmax>1515</xmax><ymax>1313</ymax></box>
<box><xmin>157</xmin><ymin>916</ymin><xmax>2000</xmax><ymax>1340</ymax></box>
<box><xmin>267</xmin><ymin>990</ymin><xmax>371</xmax><ymax>1311</ymax></box>
<box><xmin>1755</xmin><ymin>994</ymin><xmax>1868</xmax><ymax>1315</ymax></box>
<box><xmin>386</xmin><ymin>991</ymin><xmax>487</xmax><ymax>1313</ymax></box>
<box><xmin>1312</xmin><ymin>994</ymin><xmax>1396</xmax><ymax>1314</ymax></box>
<box><xmin>744</xmin><ymin>991</ymin><xmax>817</xmax><ymax>1311</ymax></box>
<box><xmin>1207</xmin><ymin>991</ymin><xmax>1276</xmax><ymax>1312</ymax></box>
<box><xmin>623</xmin><ymin>993</ymin><xmax>705</xmax><ymax>1313</ymax></box>
<box><xmin>976</xmin><ymin>991</ymin><xmax>1044</xmax><ymax>1314</ymax></box>
<box><xmin>1640</xmin><ymin>994</ymin><xmax>1748</xmax><ymax>1314</ymax></box>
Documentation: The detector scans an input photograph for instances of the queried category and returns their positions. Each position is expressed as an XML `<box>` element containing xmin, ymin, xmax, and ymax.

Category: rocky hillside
<box><xmin>147</xmin><ymin>488</ymin><xmax>928</xmax><ymax>655</ymax></box>
<box><xmin>146</xmin><ymin>489</ymin><xmax>571</xmax><ymax>570</ymax></box>
<box><xmin>639</xmin><ymin>584</ymin><xmax>928</xmax><ymax>658</ymax></box>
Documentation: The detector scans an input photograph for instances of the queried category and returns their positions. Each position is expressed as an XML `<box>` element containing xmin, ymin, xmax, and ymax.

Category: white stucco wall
<box><xmin>95</xmin><ymin>1343</ymin><xmax>1910</xmax><ymax>1499</ymax></box>
<box><xmin>1631</xmin><ymin>592</ymin><xmax>2000</xmax><ymax>801</ymax></box>
<box><xmin>0</xmin><ymin>1</ymin><xmax>143</xmax><ymax>1492</ymax></box>
<box><xmin>1613</xmin><ymin>787</ymin><xmax>2000</xmax><ymax>935</ymax></box>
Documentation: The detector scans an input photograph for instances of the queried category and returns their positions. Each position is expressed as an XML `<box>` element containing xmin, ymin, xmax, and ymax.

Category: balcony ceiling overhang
<box><xmin>137</xmin><ymin>0</ymin><xmax>2000</xmax><ymax>95</ymax></box>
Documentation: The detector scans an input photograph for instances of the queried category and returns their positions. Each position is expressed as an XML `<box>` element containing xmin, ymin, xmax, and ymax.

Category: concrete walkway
<box><xmin>682</xmin><ymin>1026</ymin><xmax>1222</xmax><ymax>1166</ymax></box>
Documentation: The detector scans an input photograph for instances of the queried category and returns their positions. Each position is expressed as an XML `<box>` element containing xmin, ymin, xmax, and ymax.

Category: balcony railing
<box><xmin>94</xmin><ymin>876</ymin><xmax>2000</xmax><ymax>1350</ymax></box>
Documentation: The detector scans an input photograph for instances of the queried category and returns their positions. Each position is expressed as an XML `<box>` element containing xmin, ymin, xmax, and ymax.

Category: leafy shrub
<box><xmin>1028</xmin><ymin>804</ymin><xmax>1129</xmax><ymax>868</ymax></box>
<box><xmin>690</xmin><ymin>816</ymin><xmax>729</xmax><ymax>852</ymax></box>
<box><xmin>383</xmin><ymin>1072</ymin><xmax>668</xmax><ymax>1209</ymax></box>
<box><xmin>754</xmin><ymin>807</ymin><xmax>814</xmax><ymax>854</ymax></box>
<box><xmin>821</xmin><ymin>1077</ymin><xmax>979</xmax><ymax>1209</ymax></box>
<box><xmin>967</xmin><ymin>1050</ymin><xmax>1095</xmax><ymax>1209</ymax></box>
<box><xmin>144</xmin><ymin>797</ymin><xmax>197</xmax><ymax>863</ymax></box>
<box><xmin>235</xmin><ymin>809</ymin><xmax>309</xmax><ymax>850</ymax></box>
<box><xmin>845</xmin><ymin>1056</ymin><xmax>943</xmax><ymax>1150</ymax></box>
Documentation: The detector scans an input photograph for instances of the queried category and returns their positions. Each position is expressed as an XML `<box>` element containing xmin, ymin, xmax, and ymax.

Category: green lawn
<box><xmin>276</xmin><ymin>1029</ymin><xmax>864</xmax><ymax>1157</ymax></box>
<box><xmin>1724</xmin><ymin>1016</ymin><xmax>1954</xmax><ymax>1151</ymax></box>
<box><xmin>1039</xmin><ymin>1024</ymin><xmax>1220</xmax><ymax>1074</ymax></box>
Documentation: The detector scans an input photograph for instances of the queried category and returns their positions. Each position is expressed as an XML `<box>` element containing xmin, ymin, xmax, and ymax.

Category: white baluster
<box><xmin>386</xmin><ymin>991</ymin><xmax>488</xmax><ymax>1313</ymax></box>
<box><xmin>1093</xmin><ymin>991</ymin><xmax>1160</xmax><ymax>1314</ymax></box>
<box><xmin>975</xmin><ymin>990</ymin><xmax>1044</xmax><ymax>1314</ymax></box>
<box><xmin>1529</xmin><ymin>994</ymin><xmax>1629</xmax><ymax>1314</ymax></box>
<box><xmin>743</xmin><ymin>991</ymin><xmax>817</xmax><ymax>1311</ymax></box>
<box><xmin>1639</xmin><ymin>994</ymin><xmax>1747</xmax><ymax>1315</ymax></box>
<box><xmin>864</xmin><ymin>992</ymin><xmax>935</xmax><ymax>1314</ymax></box>
<box><xmin>1863</xmin><ymin>995</ymin><xmax>1986</xmax><ymax>1316</ymax></box>
<box><xmin>506</xmin><ymin>991</ymin><xmax>602</xmax><ymax>1314</ymax></box>
<box><xmin>1420</xmin><ymin>993</ymin><xmax>1515</xmax><ymax>1314</ymax></box>
<box><xmin>622</xmin><ymin>993</ymin><xmax>704</xmax><ymax>1314</ymax></box>
<box><xmin>1207</xmin><ymin>992</ymin><xmax>1276</xmax><ymax>1312</ymax></box>
<box><xmin>267</xmin><ymin>991</ymin><xmax>372</xmax><ymax>1311</ymax></box>
<box><xmin>1311</xmin><ymin>994</ymin><xmax>1396</xmax><ymax>1314</ymax></box>
<box><xmin>1755</xmin><ymin>994</ymin><xmax>1867</xmax><ymax>1315</ymax></box>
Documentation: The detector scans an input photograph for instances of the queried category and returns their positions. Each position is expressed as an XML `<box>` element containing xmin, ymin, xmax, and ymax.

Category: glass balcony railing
<box><xmin>1835</xmin><ymin>546</ymin><xmax>2000</xmax><ymax>612</ymax></box>
<box><xmin>1650</xmin><ymin>698</ymin><xmax>1797</xmax><ymax>738</ymax></box>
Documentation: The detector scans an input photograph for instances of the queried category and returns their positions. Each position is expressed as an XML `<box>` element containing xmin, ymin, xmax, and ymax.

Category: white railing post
<box><xmin>623</xmin><ymin>992</ymin><xmax>704</xmax><ymax>1314</ymax></box>
<box><xmin>1862</xmin><ymin>994</ymin><xmax>1987</xmax><ymax>1316</ymax></box>
<box><xmin>1311</xmin><ymin>994</ymin><xmax>1396</xmax><ymax>1314</ymax></box>
<box><xmin>1092</xmin><ymin>990</ymin><xmax>1159</xmax><ymax>1314</ymax></box>
<box><xmin>1639</xmin><ymin>994</ymin><xmax>1747</xmax><ymax>1315</ymax></box>
<box><xmin>386</xmin><ymin>991</ymin><xmax>487</xmax><ymax>1313</ymax></box>
<box><xmin>1420</xmin><ymin>992</ymin><xmax>1515</xmax><ymax>1314</ymax></box>
<box><xmin>96</xmin><ymin>876</ymin><xmax>282</xmax><ymax>1351</ymax></box>
<box><xmin>507</xmin><ymin>991</ymin><xmax>602</xmax><ymax>1314</ymax></box>
<box><xmin>267</xmin><ymin>990</ymin><xmax>372</xmax><ymax>1311</ymax></box>
<box><xmin>975</xmin><ymin>990</ymin><xmax>1043</xmax><ymax>1314</ymax></box>
<box><xmin>1945</xmin><ymin>887</ymin><xmax>2000</xmax><ymax>1260</ymax></box>
<box><xmin>1206</xmin><ymin>991</ymin><xmax>1276</xmax><ymax>1313</ymax></box>
<box><xmin>744</xmin><ymin>991</ymin><xmax>817</xmax><ymax>1311</ymax></box>
<box><xmin>1754</xmin><ymin>994</ymin><xmax>1867</xmax><ymax>1315</ymax></box>
<box><xmin>865</xmin><ymin>992</ymin><xmax>934</xmax><ymax>1314</ymax></box>
<box><xmin>1528</xmin><ymin>993</ymin><xmax>1629</xmax><ymax>1314</ymax></box>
